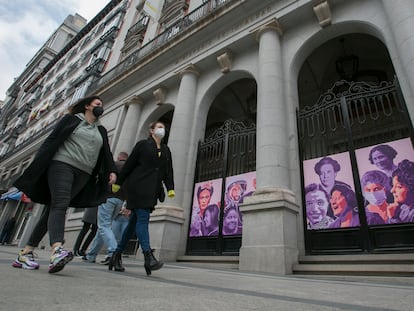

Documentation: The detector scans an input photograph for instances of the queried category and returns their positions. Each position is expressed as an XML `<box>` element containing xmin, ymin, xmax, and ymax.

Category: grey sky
<box><xmin>0</xmin><ymin>0</ymin><xmax>109</xmax><ymax>100</ymax></box>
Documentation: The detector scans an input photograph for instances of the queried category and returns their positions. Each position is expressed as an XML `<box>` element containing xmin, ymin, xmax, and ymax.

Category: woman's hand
<box><xmin>386</xmin><ymin>202</ymin><xmax>398</xmax><ymax>219</ymax></box>
<box><xmin>108</xmin><ymin>172</ymin><xmax>117</xmax><ymax>185</ymax></box>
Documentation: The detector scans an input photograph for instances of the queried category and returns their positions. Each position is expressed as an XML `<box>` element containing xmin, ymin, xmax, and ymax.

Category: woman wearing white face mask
<box><xmin>360</xmin><ymin>170</ymin><xmax>392</xmax><ymax>225</ymax></box>
<box><xmin>110</xmin><ymin>121</ymin><xmax>175</xmax><ymax>275</ymax></box>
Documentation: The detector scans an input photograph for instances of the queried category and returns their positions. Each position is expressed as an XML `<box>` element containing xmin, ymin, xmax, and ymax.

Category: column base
<box><xmin>239</xmin><ymin>188</ymin><xmax>299</xmax><ymax>274</ymax></box>
<box><xmin>147</xmin><ymin>204</ymin><xmax>185</xmax><ymax>261</ymax></box>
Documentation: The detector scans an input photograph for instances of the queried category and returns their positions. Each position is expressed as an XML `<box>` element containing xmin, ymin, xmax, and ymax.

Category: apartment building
<box><xmin>1</xmin><ymin>0</ymin><xmax>414</xmax><ymax>274</ymax></box>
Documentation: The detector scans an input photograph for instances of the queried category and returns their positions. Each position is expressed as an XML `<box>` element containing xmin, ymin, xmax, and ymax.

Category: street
<box><xmin>0</xmin><ymin>246</ymin><xmax>413</xmax><ymax>311</ymax></box>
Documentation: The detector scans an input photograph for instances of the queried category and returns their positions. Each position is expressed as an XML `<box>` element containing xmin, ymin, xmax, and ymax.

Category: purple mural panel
<box><xmin>189</xmin><ymin>178</ymin><xmax>222</xmax><ymax>237</ymax></box>
<box><xmin>222</xmin><ymin>171</ymin><xmax>256</xmax><ymax>236</ymax></box>
<box><xmin>303</xmin><ymin>152</ymin><xmax>360</xmax><ymax>230</ymax></box>
<box><xmin>355</xmin><ymin>138</ymin><xmax>414</xmax><ymax>225</ymax></box>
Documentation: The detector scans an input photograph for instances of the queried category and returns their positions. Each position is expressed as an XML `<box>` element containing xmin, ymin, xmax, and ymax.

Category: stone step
<box><xmin>176</xmin><ymin>255</ymin><xmax>239</xmax><ymax>269</ymax></box>
<box><xmin>298</xmin><ymin>253</ymin><xmax>414</xmax><ymax>264</ymax></box>
<box><xmin>292</xmin><ymin>263</ymin><xmax>414</xmax><ymax>276</ymax></box>
<box><xmin>294</xmin><ymin>253</ymin><xmax>414</xmax><ymax>276</ymax></box>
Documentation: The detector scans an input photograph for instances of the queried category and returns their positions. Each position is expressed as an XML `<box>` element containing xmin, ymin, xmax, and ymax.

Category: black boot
<box><xmin>109</xmin><ymin>251</ymin><xmax>125</xmax><ymax>272</ymax></box>
<box><xmin>143</xmin><ymin>249</ymin><xmax>163</xmax><ymax>276</ymax></box>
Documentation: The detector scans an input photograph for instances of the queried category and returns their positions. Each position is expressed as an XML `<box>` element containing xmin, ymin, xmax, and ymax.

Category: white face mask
<box><xmin>154</xmin><ymin>127</ymin><xmax>165</xmax><ymax>139</ymax></box>
<box><xmin>363</xmin><ymin>190</ymin><xmax>387</xmax><ymax>206</ymax></box>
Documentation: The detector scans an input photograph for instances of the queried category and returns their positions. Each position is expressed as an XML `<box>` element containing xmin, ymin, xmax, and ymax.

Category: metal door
<box><xmin>298</xmin><ymin>78</ymin><xmax>414</xmax><ymax>254</ymax></box>
<box><xmin>186</xmin><ymin>119</ymin><xmax>256</xmax><ymax>255</ymax></box>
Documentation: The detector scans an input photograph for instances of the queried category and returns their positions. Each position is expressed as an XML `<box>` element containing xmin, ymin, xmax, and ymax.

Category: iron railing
<box><xmin>88</xmin><ymin>0</ymin><xmax>232</xmax><ymax>93</ymax></box>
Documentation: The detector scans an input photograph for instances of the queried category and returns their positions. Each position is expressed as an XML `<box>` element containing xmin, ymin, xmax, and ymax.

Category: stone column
<box><xmin>115</xmin><ymin>96</ymin><xmax>143</xmax><ymax>155</ymax></box>
<box><xmin>167</xmin><ymin>64</ymin><xmax>200</xmax><ymax>206</ymax></box>
<box><xmin>382</xmin><ymin>0</ymin><xmax>414</xmax><ymax>119</ymax></box>
<box><xmin>151</xmin><ymin>65</ymin><xmax>199</xmax><ymax>261</ymax></box>
<box><xmin>239</xmin><ymin>19</ymin><xmax>299</xmax><ymax>274</ymax></box>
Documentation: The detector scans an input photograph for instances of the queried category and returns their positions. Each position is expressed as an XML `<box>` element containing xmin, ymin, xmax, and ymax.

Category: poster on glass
<box><xmin>303</xmin><ymin>152</ymin><xmax>360</xmax><ymax>230</ymax></box>
<box><xmin>222</xmin><ymin>171</ymin><xmax>256</xmax><ymax>236</ymax></box>
<box><xmin>189</xmin><ymin>178</ymin><xmax>222</xmax><ymax>237</ymax></box>
<box><xmin>355</xmin><ymin>137</ymin><xmax>414</xmax><ymax>225</ymax></box>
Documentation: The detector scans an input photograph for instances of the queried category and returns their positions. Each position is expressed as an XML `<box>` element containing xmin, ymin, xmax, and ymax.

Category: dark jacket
<box><xmin>13</xmin><ymin>114</ymin><xmax>116</xmax><ymax>208</ymax></box>
<box><xmin>82</xmin><ymin>206</ymin><xmax>98</xmax><ymax>225</ymax></box>
<box><xmin>117</xmin><ymin>137</ymin><xmax>174</xmax><ymax>210</ymax></box>
<box><xmin>108</xmin><ymin>159</ymin><xmax>127</xmax><ymax>200</ymax></box>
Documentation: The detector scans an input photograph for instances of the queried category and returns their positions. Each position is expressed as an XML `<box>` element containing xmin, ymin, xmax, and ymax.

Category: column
<box><xmin>115</xmin><ymin>96</ymin><xmax>143</xmax><ymax>155</ymax></box>
<box><xmin>167</xmin><ymin>64</ymin><xmax>200</xmax><ymax>206</ymax></box>
<box><xmin>382</xmin><ymin>0</ymin><xmax>414</xmax><ymax>119</ymax></box>
<box><xmin>239</xmin><ymin>19</ymin><xmax>299</xmax><ymax>274</ymax></box>
<box><xmin>255</xmin><ymin>19</ymin><xmax>289</xmax><ymax>191</ymax></box>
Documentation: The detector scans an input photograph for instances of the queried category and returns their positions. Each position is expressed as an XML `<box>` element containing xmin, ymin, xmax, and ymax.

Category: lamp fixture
<box><xmin>335</xmin><ymin>38</ymin><xmax>359</xmax><ymax>81</ymax></box>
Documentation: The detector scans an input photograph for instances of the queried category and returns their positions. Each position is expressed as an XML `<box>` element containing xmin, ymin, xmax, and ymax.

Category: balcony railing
<box><xmin>88</xmin><ymin>0</ymin><xmax>231</xmax><ymax>93</ymax></box>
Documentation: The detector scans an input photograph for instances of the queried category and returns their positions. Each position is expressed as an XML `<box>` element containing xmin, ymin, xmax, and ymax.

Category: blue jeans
<box><xmin>112</xmin><ymin>214</ymin><xmax>129</xmax><ymax>243</ymax></box>
<box><xmin>87</xmin><ymin>198</ymin><xmax>123</xmax><ymax>260</ymax></box>
<box><xmin>116</xmin><ymin>211</ymin><xmax>137</xmax><ymax>252</ymax></box>
<box><xmin>134</xmin><ymin>208</ymin><xmax>151</xmax><ymax>252</ymax></box>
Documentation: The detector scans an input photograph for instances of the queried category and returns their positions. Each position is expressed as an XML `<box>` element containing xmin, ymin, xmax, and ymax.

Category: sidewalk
<box><xmin>1</xmin><ymin>245</ymin><xmax>413</xmax><ymax>311</ymax></box>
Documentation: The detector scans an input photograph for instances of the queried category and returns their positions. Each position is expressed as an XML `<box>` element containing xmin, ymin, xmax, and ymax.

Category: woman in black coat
<box><xmin>110</xmin><ymin>121</ymin><xmax>175</xmax><ymax>275</ymax></box>
<box><xmin>12</xmin><ymin>96</ymin><xmax>117</xmax><ymax>274</ymax></box>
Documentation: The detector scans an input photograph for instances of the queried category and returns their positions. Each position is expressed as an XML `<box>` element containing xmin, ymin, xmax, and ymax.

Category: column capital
<box><xmin>177</xmin><ymin>64</ymin><xmax>200</xmax><ymax>78</ymax></box>
<box><xmin>252</xmin><ymin>18</ymin><xmax>283</xmax><ymax>41</ymax></box>
<box><xmin>124</xmin><ymin>95</ymin><xmax>144</xmax><ymax>107</ymax></box>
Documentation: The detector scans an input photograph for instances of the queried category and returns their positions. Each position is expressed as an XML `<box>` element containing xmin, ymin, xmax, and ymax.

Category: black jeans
<box><xmin>27</xmin><ymin>161</ymin><xmax>90</xmax><ymax>247</ymax></box>
<box><xmin>73</xmin><ymin>221</ymin><xmax>98</xmax><ymax>252</ymax></box>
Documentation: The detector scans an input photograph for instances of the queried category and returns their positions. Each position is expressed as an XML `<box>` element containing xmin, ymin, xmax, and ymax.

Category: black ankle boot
<box><xmin>109</xmin><ymin>251</ymin><xmax>125</xmax><ymax>272</ymax></box>
<box><xmin>143</xmin><ymin>249</ymin><xmax>163</xmax><ymax>276</ymax></box>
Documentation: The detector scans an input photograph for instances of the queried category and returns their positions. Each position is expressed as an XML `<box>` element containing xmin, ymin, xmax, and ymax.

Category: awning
<box><xmin>0</xmin><ymin>190</ymin><xmax>22</xmax><ymax>201</ymax></box>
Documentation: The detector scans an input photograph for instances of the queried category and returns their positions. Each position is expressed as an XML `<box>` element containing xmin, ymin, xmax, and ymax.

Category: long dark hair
<box><xmin>68</xmin><ymin>96</ymin><xmax>102</xmax><ymax>115</ymax></box>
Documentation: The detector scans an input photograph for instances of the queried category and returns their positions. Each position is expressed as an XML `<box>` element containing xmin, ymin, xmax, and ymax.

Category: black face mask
<box><xmin>92</xmin><ymin>106</ymin><xmax>104</xmax><ymax>117</ymax></box>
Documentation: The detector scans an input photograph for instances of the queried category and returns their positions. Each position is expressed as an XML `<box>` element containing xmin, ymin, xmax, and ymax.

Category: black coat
<box><xmin>13</xmin><ymin>114</ymin><xmax>116</xmax><ymax>208</ymax></box>
<box><xmin>117</xmin><ymin>137</ymin><xmax>174</xmax><ymax>210</ymax></box>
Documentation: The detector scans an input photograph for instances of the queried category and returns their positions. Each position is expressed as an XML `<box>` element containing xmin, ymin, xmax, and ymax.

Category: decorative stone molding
<box><xmin>124</xmin><ymin>95</ymin><xmax>143</xmax><ymax>107</ymax></box>
<box><xmin>252</xmin><ymin>18</ymin><xmax>283</xmax><ymax>41</ymax></box>
<box><xmin>153</xmin><ymin>86</ymin><xmax>168</xmax><ymax>105</ymax></box>
<box><xmin>178</xmin><ymin>64</ymin><xmax>200</xmax><ymax>78</ymax></box>
<box><xmin>216</xmin><ymin>50</ymin><xmax>233</xmax><ymax>73</ymax></box>
<box><xmin>313</xmin><ymin>0</ymin><xmax>332</xmax><ymax>28</ymax></box>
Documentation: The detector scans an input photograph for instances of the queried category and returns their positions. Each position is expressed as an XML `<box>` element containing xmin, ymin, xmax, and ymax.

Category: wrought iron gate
<box><xmin>297</xmin><ymin>78</ymin><xmax>414</xmax><ymax>254</ymax></box>
<box><xmin>186</xmin><ymin>119</ymin><xmax>256</xmax><ymax>255</ymax></box>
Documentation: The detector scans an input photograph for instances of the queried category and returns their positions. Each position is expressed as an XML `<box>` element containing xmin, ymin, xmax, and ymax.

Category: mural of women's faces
<box><xmin>189</xmin><ymin>178</ymin><xmax>222</xmax><ymax>237</ymax></box>
<box><xmin>223</xmin><ymin>171</ymin><xmax>256</xmax><ymax>236</ymax></box>
<box><xmin>303</xmin><ymin>152</ymin><xmax>359</xmax><ymax>229</ymax></box>
<box><xmin>355</xmin><ymin>138</ymin><xmax>414</xmax><ymax>225</ymax></box>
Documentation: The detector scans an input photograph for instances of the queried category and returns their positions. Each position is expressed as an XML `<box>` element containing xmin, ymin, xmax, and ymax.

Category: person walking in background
<box><xmin>112</xmin><ymin>201</ymin><xmax>131</xmax><ymax>243</ymax></box>
<box><xmin>73</xmin><ymin>206</ymin><xmax>98</xmax><ymax>257</ymax></box>
<box><xmin>83</xmin><ymin>152</ymin><xmax>128</xmax><ymax>265</ymax></box>
<box><xmin>12</xmin><ymin>96</ymin><xmax>117</xmax><ymax>273</ymax></box>
<box><xmin>1</xmin><ymin>216</ymin><xmax>16</xmax><ymax>245</ymax></box>
<box><xmin>109</xmin><ymin>121</ymin><xmax>175</xmax><ymax>275</ymax></box>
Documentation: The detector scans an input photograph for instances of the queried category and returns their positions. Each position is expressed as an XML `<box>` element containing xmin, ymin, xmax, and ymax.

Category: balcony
<box><xmin>88</xmin><ymin>0</ymin><xmax>232</xmax><ymax>93</ymax></box>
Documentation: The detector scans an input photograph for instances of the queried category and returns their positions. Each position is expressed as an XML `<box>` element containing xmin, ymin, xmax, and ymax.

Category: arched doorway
<box><xmin>297</xmin><ymin>33</ymin><xmax>414</xmax><ymax>254</ymax></box>
<box><xmin>186</xmin><ymin>78</ymin><xmax>257</xmax><ymax>255</ymax></box>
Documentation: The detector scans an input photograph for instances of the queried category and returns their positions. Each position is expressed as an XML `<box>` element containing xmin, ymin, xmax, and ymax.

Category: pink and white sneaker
<box><xmin>12</xmin><ymin>250</ymin><xmax>40</xmax><ymax>270</ymax></box>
